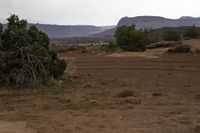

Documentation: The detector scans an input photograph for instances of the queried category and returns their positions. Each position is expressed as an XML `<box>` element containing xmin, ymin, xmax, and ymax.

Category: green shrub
<box><xmin>67</xmin><ymin>46</ymin><xmax>76</xmax><ymax>51</ymax></box>
<box><xmin>115</xmin><ymin>25</ymin><xmax>151</xmax><ymax>51</ymax></box>
<box><xmin>103</xmin><ymin>42</ymin><xmax>118</xmax><ymax>51</ymax></box>
<box><xmin>168</xmin><ymin>44</ymin><xmax>192</xmax><ymax>53</ymax></box>
<box><xmin>0</xmin><ymin>15</ymin><xmax>66</xmax><ymax>86</ymax></box>
<box><xmin>0</xmin><ymin>71</ymin><xmax>8</xmax><ymax>84</ymax></box>
<box><xmin>50</xmin><ymin>59</ymin><xmax>66</xmax><ymax>79</ymax></box>
<box><xmin>163</xmin><ymin>30</ymin><xmax>181</xmax><ymax>41</ymax></box>
<box><xmin>117</xmin><ymin>88</ymin><xmax>135</xmax><ymax>97</ymax></box>
<box><xmin>184</xmin><ymin>25</ymin><xmax>200</xmax><ymax>39</ymax></box>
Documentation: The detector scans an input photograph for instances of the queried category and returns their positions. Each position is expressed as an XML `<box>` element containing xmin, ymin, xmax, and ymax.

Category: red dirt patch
<box><xmin>0</xmin><ymin>51</ymin><xmax>200</xmax><ymax>133</ymax></box>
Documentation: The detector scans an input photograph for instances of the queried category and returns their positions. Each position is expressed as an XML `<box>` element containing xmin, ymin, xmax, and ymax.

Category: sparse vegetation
<box><xmin>0</xmin><ymin>15</ymin><xmax>66</xmax><ymax>86</ymax></box>
<box><xmin>115</xmin><ymin>25</ymin><xmax>152</xmax><ymax>51</ymax></box>
<box><xmin>106</xmin><ymin>42</ymin><xmax>118</xmax><ymax>50</ymax></box>
<box><xmin>117</xmin><ymin>88</ymin><xmax>135</xmax><ymax>97</ymax></box>
<box><xmin>163</xmin><ymin>30</ymin><xmax>181</xmax><ymax>41</ymax></box>
<box><xmin>101</xmin><ymin>42</ymin><xmax>118</xmax><ymax>51</ymax></box>
<box><xmin>184</xmin><ymin>25</ymin><xmax>200</xmax><ymax>39</ymax></box>
<box><xmin>146</xmin><ymin>41</ymin><xmax>180</xmax><ymax>49</ymax></box>
<box><xmin>168</xmin><ymin>44</ymin><xmax>192</xmax><ymax>53</ymax></box>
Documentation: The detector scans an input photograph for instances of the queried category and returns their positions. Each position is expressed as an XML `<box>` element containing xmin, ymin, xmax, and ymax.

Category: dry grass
<box><xmin>117</xmin><ymin>88</ymin><xmax>135</xmax><ymax>97</ymax></box>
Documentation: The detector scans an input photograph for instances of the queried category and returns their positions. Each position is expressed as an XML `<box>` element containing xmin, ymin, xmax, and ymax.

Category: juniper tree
<box><xmin>0</xmin><ymin>15</ymin><xmax>66</xmax><ymax>86</ymax></box>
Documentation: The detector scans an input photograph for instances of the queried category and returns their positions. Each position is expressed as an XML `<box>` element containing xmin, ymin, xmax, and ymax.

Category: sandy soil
<box><xmin>183</xmin><ymin>39</ymin><xmax>200</xmax><ymax>49</ymax></box>
<box><xmin>107</xmin><ymin>48</ymin><xmax>168</xmax><ymax>59</ymax></box>
<box><xmin>0</xmin><ymin>49</ymin><xmax>200</xmax><ymax>133</ymax></box>
<box><xmin>0</xmin><ymin>121</ymin><xmax>36</xmax><ymax>133</ymax></box>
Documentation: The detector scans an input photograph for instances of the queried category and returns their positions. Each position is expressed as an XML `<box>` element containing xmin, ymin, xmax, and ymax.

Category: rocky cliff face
<box><xmin>2</xmin><ymin>16</ymin><xmax>200</xmax><ymax>39</ymax></box>
<box><xmin>117</xmin><ymin>16</ymin><xmax>200</xmax><ymax>29</ymax></box>
<box><xmin>89</xmin><ymin>16</ymin><xmax>200</xmax><ymax>39</ymax></box>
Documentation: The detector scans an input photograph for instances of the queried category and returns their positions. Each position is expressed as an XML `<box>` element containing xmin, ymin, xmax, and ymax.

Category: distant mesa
<box><xmin>117</xmin><ymin>16</ymin><xmax>200</xmax><ymax>28</ymax></box>
<box><xmin>32</xmin><ymin>24</ymin><xmax>115</xmax><ymax>38</ymax></box>
<box><xmin>90</xmin><ymin>16</ymin><xmax>200</xmax><ymax>39</ymax></box>
<box><xmin>179</xmin><ymin>16</ymin><xmax>196</xmax><ymax>20</ymax></box>
<box><xmin>1</xmin><ymin>19</ymin><xmax>115</xmax><ymax>39</ymax></box>
<box><xmin>1</xmin><ymin>16</ymin><xmax>200</xmax><ymax>39</ymax></box>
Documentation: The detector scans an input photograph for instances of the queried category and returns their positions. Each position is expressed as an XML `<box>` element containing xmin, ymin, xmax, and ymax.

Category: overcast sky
<box><xmin>0</xmin><ymin>0</ymin><xmax>199</xmax><ymax>26</ymax></box>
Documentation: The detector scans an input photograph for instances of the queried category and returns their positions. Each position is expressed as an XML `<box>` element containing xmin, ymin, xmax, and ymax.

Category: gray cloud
<box><xmin>0</xmin><ymin>0</ymin><xmax>200</xmax><ymax>25</ymax></box>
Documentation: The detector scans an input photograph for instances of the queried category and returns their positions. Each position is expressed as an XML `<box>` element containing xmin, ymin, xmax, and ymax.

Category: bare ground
<box><xmin>0</xmin><ymin>48</ymin><xmax>200</xmax><ymax>133</ymax></box>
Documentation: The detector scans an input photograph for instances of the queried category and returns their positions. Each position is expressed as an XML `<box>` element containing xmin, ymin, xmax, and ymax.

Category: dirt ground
<box><xmin>0</xmin><ymin>49</ymin><xmax>200</xmax><ymax>133</ymax></box>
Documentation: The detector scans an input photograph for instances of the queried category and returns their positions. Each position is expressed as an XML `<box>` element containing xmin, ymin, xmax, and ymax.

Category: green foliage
<box><xmin>117</xmin><ymin>88</ymin><xmax>135</xmax><ymax>97</ymax></box>
<box><xmin>7</xmin><ymin>14</ymin><xmax>27</xmax><ymax>30</ymax></box>
<box><xmin>184</xmin><ymin>25</ymin><xmax>200</xmax><ymax>39</ymax></box>
<box><xmin>0</xmin><ymin>23</ymin><xmax>2</xmax><ymax>35</ymax></box>
<box><xmin>168</xmin><ymin>44</ymin><xmax>192</xmax><ymax>53</ymax></box>
<box><xmin>103</xmin><ymin>42</ymin><xmax>118</xmax><ymax>51</ymax></box>
<box><xmin>115</xmin><ymin>25</ymin><xmax>151</xmax><ymax>51</ymax></box>
<box><xmin>0</xmin><ymin>51</ymin><xmax>11</xmax><ymax>84</ymax></box>
<box><xmin>163</xmin><ymin>30</ymin><xmax>181</xmax><ymax>41</ymax></box>
<box><xmin>0</xmin><ymin>14</ymin><xmax>66</xmax><ymax>86</ymax></box>
<box><xmin>50</xmin><ymin>59</ymin><xmax>66</xmax><ymax>79</ymax></box>
<box><xmin>28</xmin><ymin>26</ymin><xmax>50</xmax><ymax>49</ymax></box>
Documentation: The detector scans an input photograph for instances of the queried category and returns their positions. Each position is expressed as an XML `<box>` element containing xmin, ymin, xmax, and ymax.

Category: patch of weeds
<box><xmin>102</xmin><ymin>42</ymin><xmax>118</xmax><ymax>51</ymax></box>
<box><xmin>84</xmin><ymin>83</ymin><xmax>93</xmax><ymax>88</ymax></box>
<box><xmin>117</xmin><ymin>88</ymin><xmax>135</xmax><ymax>98</ymax></box>
<box><xmin>168</xmin><ymin>44</ymin><xmax>192</xmax><ymax>53</ymax></box>
<box><xmin>63</xmin><ymin>94</ymin><xmax>71</xmax><ymax>103</ymax></box>
<box><xmin>118</xmin><ymin>79</ymin><xmax>132</xmax><ymax>87</ymax></box>
<box><xmin>169</xmin><ymin>106</ymin><xmax>184</xmax><ymax>115</ymax></box>
<box><xmin>43</xmin><ymin>76</ymin><xmax>72</xmax><ymax>95</ymax></box>
<box><xmin>39</xmin><ymin>104</ymin><xmax>51</xmax><ymax>111</ymax></box>
<box><xmin>67</xmin><ymin>47</ymin><xmax>76</xmax><ymax>51</ymax></box>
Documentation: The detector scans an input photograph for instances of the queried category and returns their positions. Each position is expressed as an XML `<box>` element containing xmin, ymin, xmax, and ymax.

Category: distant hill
<box><xmin>1</xmin><ymin>21</ymin><xmax>115</xmax><ymax>39</ymax></box>
<box><xmin>89</xmin><ymin>28</ymin><xmax>116</xmax><ymax>39</ymax></box>
<box><xmin>33</xmin><ymin>24</ymin><xmax>115</xmax><ymax>38</ymax></box>
<box><xmin>89</xmin><ymin>16</ymin><xmax>200</xmax><ymax>39</ymax></box>
<box><xmin>2</xmin><ymin>16</ymin><xmax>200</xmax><ymax>40</ymax></box>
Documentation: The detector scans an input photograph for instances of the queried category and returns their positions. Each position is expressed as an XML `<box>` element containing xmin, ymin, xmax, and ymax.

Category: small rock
<box><xmin>90</xmin><ymin>100</ymin><xmax>96</xmax><ymax>104</ymax></box>
<box><xmin>152</xmin><ymin>92</ymin><xmax>162</xmax><ymax>97</ymax></box>
<box><xmin>70</xmin><ymin>75</ymin><xmax>79</xmax><ymax>79</ymax></box>
<box><xmin>84</xmin><ymin>84</ymin><xmax>93</xmax><ymax>88</ymax></box>
<box><xmin>119</xmin><ymin>116</ymin><xmax>125</xmax><ymax>120</ymax></box>
<box><xmin>126</xmin><ymin>97</ymin><xmax>141</xmax><ymax>104</ymax></box>
<box><xmin>168</xmin><ymin>72</ymin><xmax>172</xmax><ymax>75</ymax></box>
<box><xmin>194</xmin><ymin>95</ymin><xmax>200</xmax><ymax>100</ymax></box>
<box><xmin>87</xmin><ymin>73</ymin><xmax>91</xmax><ymax>76</ymax></box>
<box><xmin>184</xmin><ymin>85</ymin><xmax>191</xmax><ymax>87</ymax></box>
<box><xmin>194</xmin><ymin>125</ymin><xmax>200</xmax><ymax>133</ymax></box>
<box><xmin>180</xmin><ymin>121</ymin><xmax>190</xmax><ymax>125</ymax></box>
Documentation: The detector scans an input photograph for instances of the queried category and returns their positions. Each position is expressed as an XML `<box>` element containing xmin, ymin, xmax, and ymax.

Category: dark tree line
<box><xmin>115</xmin><ymin>25</ymin><xmax>200</xmax><ymax>52</ymax></box>
<box><xmin>115</xmin><ymin>25</ymin><xmax>152</xmax><ymax>51</ymax></box>
<box><xmin>163</xmin><ymin>25</ymin><xmax>200</xmax><ymax>41</ymax></box>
